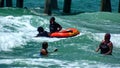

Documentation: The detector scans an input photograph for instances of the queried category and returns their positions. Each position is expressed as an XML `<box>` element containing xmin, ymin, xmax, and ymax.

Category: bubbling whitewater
<box><xmin>0</xmin><ymin>0</ymin><xmax>120</xmax><ymax>67</ymax></box>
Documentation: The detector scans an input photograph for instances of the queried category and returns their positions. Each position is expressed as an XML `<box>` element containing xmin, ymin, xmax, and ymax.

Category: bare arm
<box><xmin>96</xmin><ymin>42</ymin><xmax>103</xmax><ymax>52</ymax></box>
<box><xmin>96</xmin><ymin>47</ymin><xmax>100</xmax><ymax>52</ymax></box>
<box><xmin>56</xmin><ymin>23</ymin><xmax>62</xmax><ymax>31</ymax></box>
<box><xmin>40</xmin><ymin>49</ymin><xmax>48</xmax><ymax>55</ymax></box>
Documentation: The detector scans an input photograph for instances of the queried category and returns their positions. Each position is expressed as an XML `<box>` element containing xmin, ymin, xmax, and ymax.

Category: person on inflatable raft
<box><xmin>36</xmin><ymin>17</ymin><xmax>62</xmax><ymax>37</ymax></box>
<box><xmin>49</xmin><ymin>17</ymin><xmax>62</xmax><ymax>34</ymax></box>
<box><xmin>36</xmin><ymin>17</ymin><xmax>75</xmax><ymax>37</ymax></box>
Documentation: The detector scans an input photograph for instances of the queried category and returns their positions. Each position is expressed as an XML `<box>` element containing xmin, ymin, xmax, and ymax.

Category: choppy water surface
<box><xmin>0</xmin><ymin>0</ymin><xmax>120</xmax><ymax>68</ymax></box>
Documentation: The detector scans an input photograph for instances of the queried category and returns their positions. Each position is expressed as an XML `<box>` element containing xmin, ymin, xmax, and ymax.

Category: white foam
<box><xmin>0</xmin><ymin>32</ymin><xmax>27</xmax><ymax>51</ymax></box>
<box><xmin>0</xmin><ymin>58</ymin><xmax>119</xmax><ymax>68</ymax></box>
<box><xmin>32</xmin><ymin>37</ymin><xmax>63</xmax><ymax>42</ymax></box>
<box><xmin>0</xmin><ymin>15</ymin><xmax>68</xmax><ymax>51</ymax></box>
<box><xmin>0</xmin><ymin>15</ymin><xmax>37</xmax><ymax>51</ymax></box>
<box><xmin>111</xmin><ymin>34</ymin><xmax>120</xmax><ymax>48</ymax></box>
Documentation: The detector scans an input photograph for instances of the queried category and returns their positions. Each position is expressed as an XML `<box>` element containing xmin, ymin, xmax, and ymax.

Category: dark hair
<box><xmin>37</xmin><ymin>26</ymin><xmax>44</xmax><ymax>32</ymax></box>
<box><xmin>42</xmin><ymin>42</ymin><xmax>48</xmax><ymax>49</ymax></box>
<box><xmin>105</xmin><ymin>33</ymin><xmax>111</xmax><ymax>40</ymax></box>
<box><xmin>50</xmin><ymin>17</ymin><xmax>55</xmax><ymax>21</ymax></box>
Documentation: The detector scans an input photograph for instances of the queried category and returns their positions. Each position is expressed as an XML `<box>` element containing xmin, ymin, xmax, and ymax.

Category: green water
<box><xmin>0</xmin><ymin>0</ymin><xmax>120</xmax><ymax>67</ymax></box>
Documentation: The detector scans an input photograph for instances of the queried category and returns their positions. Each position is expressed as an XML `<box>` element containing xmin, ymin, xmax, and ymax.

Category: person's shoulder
<box><xmin>43</xmin><ymin>31</ymin><xmax>50</xmax><ymax>37</ymax></box>
<box><xmin>54</xmin><ymin>22</ymin><xmax>59</xmax><ymax>24</ymax></box>
<box><xmin>99</xmin><ymin>40</ymin><xmax>105</xmax><ymax>46</ymax></box>
<box><xmin>101</xmin><ymin>40</ymin><xmax>105</xmax><ymax>43</ymax></box>
<box><xmin>41</xmin><ymin>49</ymin><xmax>47</xmax><ymax>55</ymax></box>
<box><xmin>55</xmin><ymin>22</ymin><xmax>61</xmax><ymax>26</ymax></box>
<box><xmin>43</xmin><ymin>31</ymin><xmax>48</xmax><ymax>34</ymax></box>
<box><xmin>41</xmin><ymin>49</ymin><xmax>46</xmax><ymax>52</ymax></box>
<box><xmin>108</xmin><ymin>41</ymin><xmax>113</xmax><ymax>46</ymax></box>
<box><xmin>44</xmin><ymin>31</ymin><xmax>48</xmax><ymax>33</ymax></box>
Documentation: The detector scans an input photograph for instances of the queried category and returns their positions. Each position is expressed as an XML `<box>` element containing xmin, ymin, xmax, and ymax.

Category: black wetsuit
<box><xmin>49</xmin><ymin>22</ymin><xmax>62</xmax><ymax>33</ymax></box>
<box><xmin>36</xmin><ymin>31</ymin><xmax>49</xmax><ymax>37</ymax></box>
<box><xmin>99</xmin><ymin>42</ymin><xmax>111</xmax><ymax>55</ymax></box>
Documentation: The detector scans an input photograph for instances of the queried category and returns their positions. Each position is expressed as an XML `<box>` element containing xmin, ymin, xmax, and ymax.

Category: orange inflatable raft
<box><xmin>50</xmin><ymin>28</ymin><xmax>80</xmax><ymax>38</ymax></box>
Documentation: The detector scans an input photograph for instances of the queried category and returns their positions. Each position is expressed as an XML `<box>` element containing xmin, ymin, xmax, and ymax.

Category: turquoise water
<box><xmin>0</xmin><ymin>0</ymin><xmax>120</xmax><ymax>68</ymax></box>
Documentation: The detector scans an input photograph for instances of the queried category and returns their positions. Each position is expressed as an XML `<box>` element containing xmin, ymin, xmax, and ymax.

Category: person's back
<box><xmin>36</xmin><ymin>26</ymin><xmax>49</xmax><ymax>37</ymax></box>
<box><xmin>37</xmin><ymin>31</ymin><xmax>49</xmax><ymax>37</ymax></box>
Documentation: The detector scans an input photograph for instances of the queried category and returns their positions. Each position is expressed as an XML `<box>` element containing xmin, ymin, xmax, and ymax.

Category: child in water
<box><xmin>40</xmin><ymin>42</ymin><xmax>58</xmax><ymax>56</ymax></box>
<box><xmin>40</xmin><ymin>42</ymin><xmax>48</xmax><ymax>55</ymax></box>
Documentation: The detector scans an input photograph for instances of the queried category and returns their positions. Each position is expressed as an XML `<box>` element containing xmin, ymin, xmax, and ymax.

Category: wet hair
<box><xmin>105</xmin><ymin>33</ymin><xmax>111</xmax><ymax>40</ymax></box>
<box><xmin>42</xmin><ymin>42</ymin><xmax>48</xmax><ymax>49</ymax></box>
<box><xmin>37</xmin><ymin>26</ymin><xmax>44</xmax><ymax>32</ymax></box>
<box><xmin>50</xmin><ymin>17</ymin><xmax>55</xmax><ymax>21</ymax></box>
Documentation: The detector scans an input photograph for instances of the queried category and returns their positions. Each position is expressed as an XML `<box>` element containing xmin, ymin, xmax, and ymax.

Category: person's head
<box><xmin>37</xmin><ymin>26</ymin><xmax>44</xmax><ymax>33</ymax></box>
<box><xmin>104</xmin><ymin>33</ymin><xmax>111</xmax><ymax>41</ymax></box>
<box><xmin>50</xmin><ymin>17</ymin><xmax>55</xmax><ymax>24</ymax></box>
<box><xmin>42</xmin><ymin>42</ymin><xmax>48</xmax><ymax>49</ymax></box>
